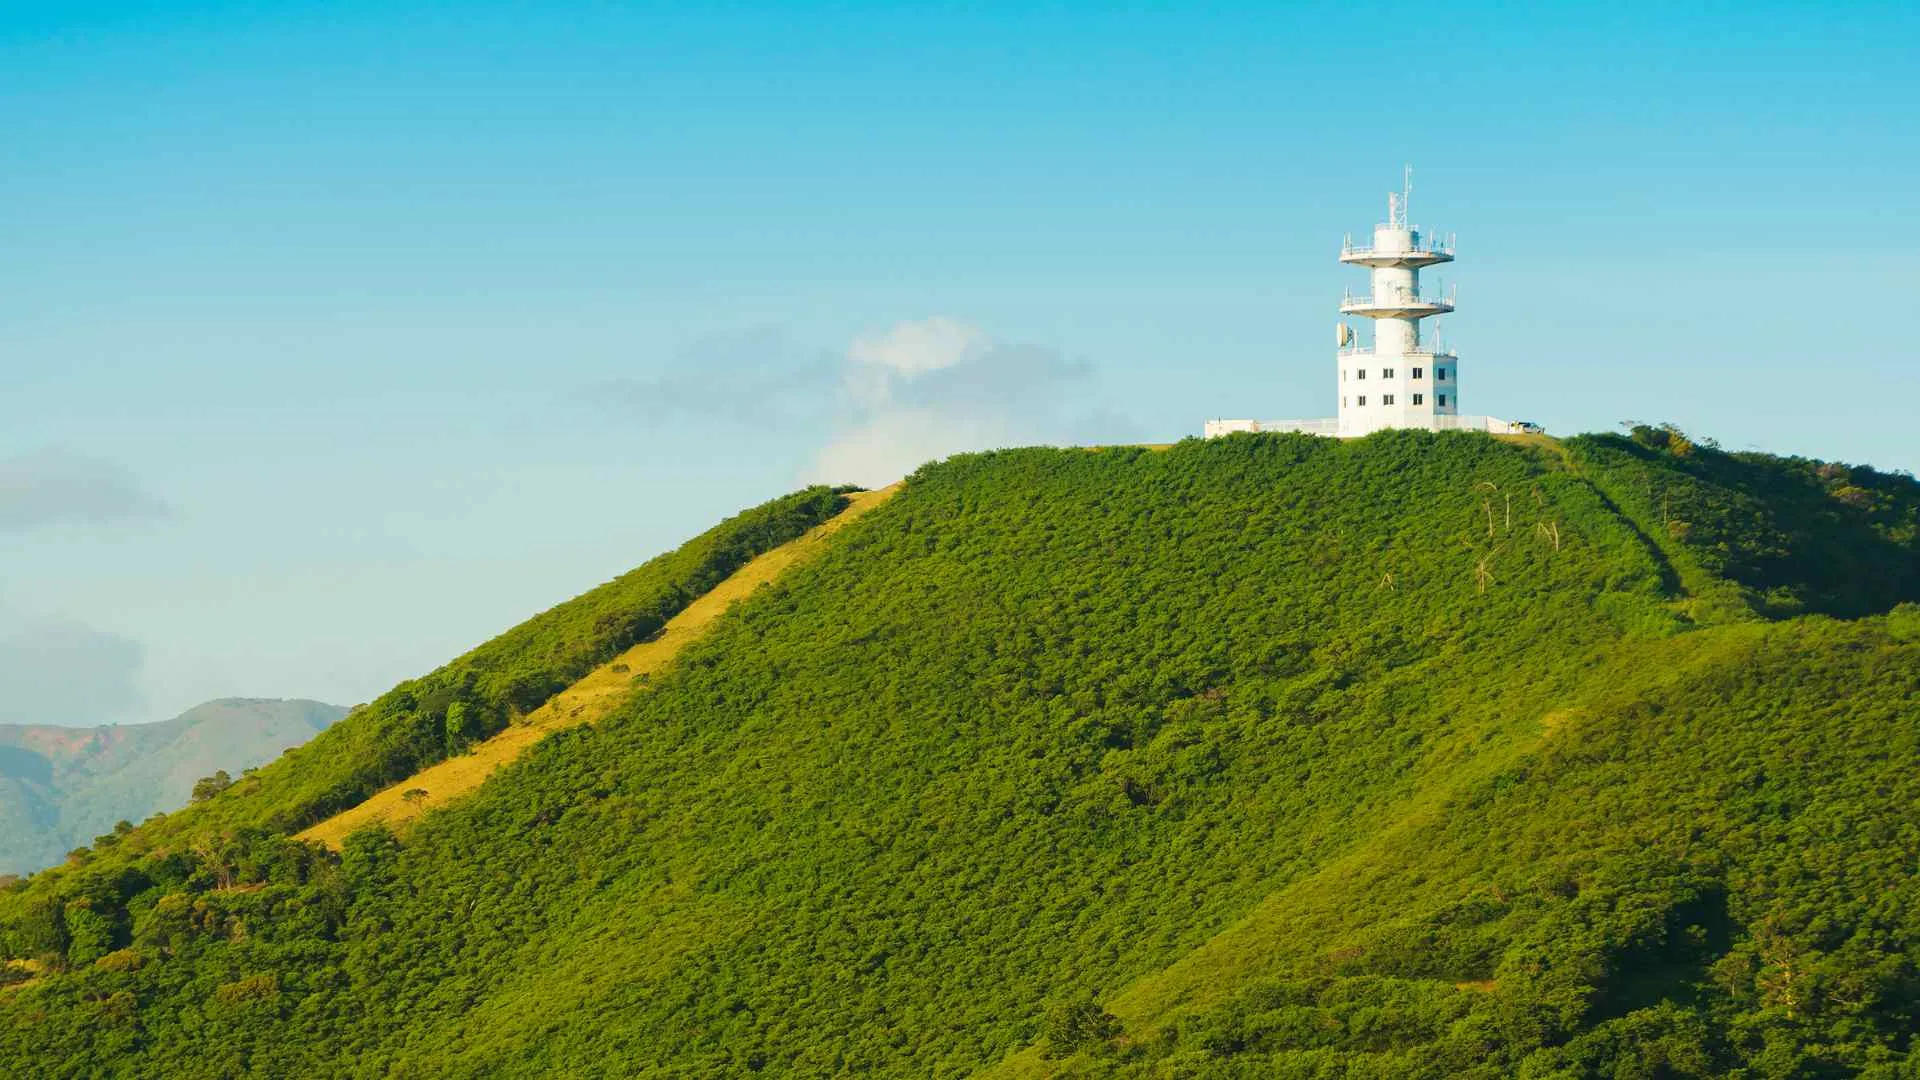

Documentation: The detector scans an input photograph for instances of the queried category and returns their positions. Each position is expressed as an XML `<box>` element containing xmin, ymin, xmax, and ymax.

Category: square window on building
<box><xmin>1341</xmin><ymin>369</ymin><xmax>1347</xmax><ymax>382</ymax></box>
<box><xmin>1438</xmin><ymin>368</ymin><xmax>1449</xmax><ymax>381</ymax></box>
<box><xmin>1412</xmin><ymin>367</ymin><xmax>1424</xmax><ymax>379</ymax></box>
<box><xmin>1383</xmin><ymin>394</ymin><xmax>1395</xmax><ymax>405</ymax></box>
<box><xmin>1341</xmin><ymin>396</ymin><xmax>1348</xmax><ymax>408</ymax></box>
<box><xmin>1437</xmin><ymin>394</ymin><xmax>1448</xmax><ymax>407</ymax></box>
<box><xmin>1383</xmin><ymin>368</ymin><xmax>1395</xmax><ymax>379</ymax></box>
<box><xmin>1357</xmin><ymin>395</ymin><xmax>1366</xmax><ymax>406</ymax></box>
<box><xmin>1357</xmin><ymin>369</ymin><xmax>1367</xmax><ymax>379</ymax></box>
<box><xmin>1413</xmin><ymin>393</ymin><xmax>1424</xmax><ymax>405</ymax></box>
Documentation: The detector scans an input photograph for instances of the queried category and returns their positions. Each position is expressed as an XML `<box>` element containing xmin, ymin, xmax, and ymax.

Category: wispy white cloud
<box><xmin>0</xmin><ymin>450</ymin><xmax>167</xmax><ymax>533</ymax></box>
<box><xmin>847</xmin><ymin>315</ymin><xmax>985</xmax><ymax>378</ymax></box>
<box><xmin>805</xmin><ymin>317</ymin><xmax>1137</xmax><ymax>487</ymax></box>
<box><xmin>580</xmin><ymin>318</ymin><xmax>1138</xmax><ymax>486</ymax></box>
<box><xmin>576</xmin><ymin>326</ymin><xmax>837</xmax><ymax>426</ymax></box>
<box><xmin>0</xmin><ymin>619</ymin><xmax>146</xmax><ymax>727</ymax></box>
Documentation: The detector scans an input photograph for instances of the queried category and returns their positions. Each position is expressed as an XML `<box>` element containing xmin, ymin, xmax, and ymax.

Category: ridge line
<box><xmin>296</xmin><ymin>483</ymin><xmax>901</xmax><ymax>850</ymax></box>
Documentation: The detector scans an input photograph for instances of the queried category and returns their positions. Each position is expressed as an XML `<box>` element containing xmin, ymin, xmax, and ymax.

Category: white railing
<box><xmin>1338</xmin><ymin>347</ymin><xmax>1457</xmax><ymax>359</ymax></box>
<box><xmin>1341</xmin><ymin>291</ymin><xmax>1454</xmax><ymax>311</ymax></box>
<box><xmin>1204</xmin><ymin>417</ymin><xmax>1340</xmax><ymax>438</ymax></box>
<box><xmin>1436</xmin><ymin>415</ymin><xmax>1539</xmax><ymax>434</ymax></box>
<box><xmin>1205</xmin><ymin>415</ymin><xmax>1542</xmax><ymax>440</ymax></box>
<box><xmin>1341</xmin><ymin>241</ymin><xmax>1454</xmax><ymax>260</ymax></box>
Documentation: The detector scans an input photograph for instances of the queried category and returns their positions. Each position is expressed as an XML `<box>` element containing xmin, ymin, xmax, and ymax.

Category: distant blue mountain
<box><xmin>0</xmin><ymin>698</ymin><xmax>346</xmax><ymax>876</ymax></box>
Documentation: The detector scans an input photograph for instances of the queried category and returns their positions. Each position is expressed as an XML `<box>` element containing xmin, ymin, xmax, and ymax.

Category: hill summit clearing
<box><xmin>3</xmin><ymin>428</ymin><xmax>1919</xmax><ymax>1078</ymax></box>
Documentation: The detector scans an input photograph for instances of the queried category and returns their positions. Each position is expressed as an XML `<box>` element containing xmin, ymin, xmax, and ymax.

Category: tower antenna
<box><xmin>1403</xmin><ymin>164</ymin><xmax>1413</xmax><ymax>222</ymax></box>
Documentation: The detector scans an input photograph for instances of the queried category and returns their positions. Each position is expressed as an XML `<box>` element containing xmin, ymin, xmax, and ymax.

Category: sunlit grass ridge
<box><xmin>2</xmin><ymin>429</ymin><xmax>1918</xmax><ymax>1078</ymax></box>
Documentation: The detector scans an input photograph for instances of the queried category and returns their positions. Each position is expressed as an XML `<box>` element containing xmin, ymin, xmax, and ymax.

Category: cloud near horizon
<box><xmin>0</xmin><ymin>450</ymin><xmax>168</xmax><ymax>533</ymax></box>
<box><xmin>581</xmin><ymin>318</ymin><xmax>1138</xmax><ymax>487</ymax></box>
<box><xmin>805</xmin><ymin>317</ymin><xmax>1137</xmax><ymax>488</ymax></box>
<box><xmin>576</xmin><ymin>326</ymin><xmax>838</xmax><ymax>426</ymax></box>
<box><xmin>0</xmin><ymin>619</ymin><xmax>147</xmax><ymax>727</ymax></box>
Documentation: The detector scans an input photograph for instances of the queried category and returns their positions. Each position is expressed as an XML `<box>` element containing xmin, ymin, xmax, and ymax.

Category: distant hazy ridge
<box><xmin>0</xmin><ymin>699</ymin><xmax>345</xmax><ymax>875</ymax></box>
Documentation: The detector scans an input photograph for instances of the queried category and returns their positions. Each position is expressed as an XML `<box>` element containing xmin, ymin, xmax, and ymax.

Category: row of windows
<box><xmin>1344</xmin><ymin>393</ymin><xmax>1449</xmax><ymax>408</ymax></box>
<box><xmin>1343</xmin><ymin>367</ymin><xmax>1450</xmax><ymax>381</ymax></box>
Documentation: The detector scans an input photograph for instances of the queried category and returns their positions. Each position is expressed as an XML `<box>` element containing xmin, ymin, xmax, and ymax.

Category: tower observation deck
<box><xmin>1336</xmin><ymin>170</ymin><xmax>1457</xmax><ymax>436</ymax></box>
<box><xmin>1202</xmin><ymin>170</ymin><xmax>1534</xmax><ymax>441</ymax></box>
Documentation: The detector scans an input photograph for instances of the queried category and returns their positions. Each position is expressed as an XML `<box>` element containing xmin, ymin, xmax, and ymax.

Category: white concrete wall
<box><xmin>1205</xmin><ymin>415</ymin><xmax>1522</xmax><ymax>439</ymax></box>
<box><xmin>1204</xmin><ymin>418</ymin><xmax>1340</xmax><ymax>438</ymax></box>
<box><xmin>1336</xmin><ymin>350</ymin><xmax>1457</xmax><ymax>436</ymax></box>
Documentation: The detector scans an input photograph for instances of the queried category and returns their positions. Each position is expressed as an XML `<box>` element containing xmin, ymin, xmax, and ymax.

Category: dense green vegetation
<box><xmin>203</xmin><ymin>482</ymin><xmax>849</xmax><ymax>835</ymax></box>
<box><xmin>0</xmin><ymin>486</ymin><xmax>846</xmax><ymax>907</ymax></box>
<box><xmin>0</xmin><ymin>700</ymin><xmax>346</xmax><ymax>877</ymax></box>
<box><xmin>2</xmin><ymin>432</ymin><xmax>1917</xmax><ymax>1078</ymax></box>
<box><xmin>1566</xmin><ymin>425</ymin><xmax>1920</xmax><ymax>619</ymax></box>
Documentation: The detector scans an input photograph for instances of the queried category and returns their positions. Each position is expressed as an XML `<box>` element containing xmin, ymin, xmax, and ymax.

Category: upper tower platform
<box><xmin>1339</xmin><ymin>177</ymin><xmax>1453</xmax><ymax>265</ymax></box>
<box><xmin>1339</xmin><ymin>290</ymin><xmax>1454</xmax><ymax>318</ymax></box>
<box><xmin>1338</xmin><ymin>230</ymin><xmax>1454</xmax><ymax>269</ymax></box>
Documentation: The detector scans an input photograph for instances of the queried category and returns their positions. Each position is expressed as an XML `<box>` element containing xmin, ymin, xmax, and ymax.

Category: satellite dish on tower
<box><xmin>1337</xmin><ymin>323</ymin><xmax>1354</xmax><ymax>347</ymax></box>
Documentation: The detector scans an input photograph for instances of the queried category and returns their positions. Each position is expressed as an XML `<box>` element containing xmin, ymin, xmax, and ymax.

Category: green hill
<box><xmin>3</xmin><ymin>430</ymin><xmax>1918</xmax><ymax>1078</ymax></box>
<box><xmin>0</xmin><ymin>699</ymin><xmax>346</xmax><ymax>878</ymax></box>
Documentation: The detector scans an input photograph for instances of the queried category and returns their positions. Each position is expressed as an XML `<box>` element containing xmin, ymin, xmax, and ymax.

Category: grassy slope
<box><xmin>1043</xmin><ymin>614</ymin><xmax>1920</xmax><ymax>1078</ymax></box>
<box><xmin>185</xmin><ymin>483</ymin><xmax>853</xmax><ymax>837</ymax></box>
<box><xmin>298</xmin><ymin>485</ymin><xmax>900</xmax><ymax>849</ymax></box>
<box><xmin>318</xmin><ymin>432</ymin><xmax>1652</xmax><ymax>1076</ymax></box>
<box><xmin>0</xmin><ymin>486</ymin><xmax>849</xmax><ymax>939</ymax></box>
<box><xmin>2</xmin><ymin>432</ymin><xmax>1917</xmax><ymax>1078</ymax></box>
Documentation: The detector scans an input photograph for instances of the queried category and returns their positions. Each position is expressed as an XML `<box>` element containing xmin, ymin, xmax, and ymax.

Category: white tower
<box><xmin>1336</xmin><ymin>170</ymin><xmax>1457</xmax><ymax>436</ymax></box>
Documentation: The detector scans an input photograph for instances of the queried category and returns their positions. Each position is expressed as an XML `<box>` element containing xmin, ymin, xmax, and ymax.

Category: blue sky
<box><xmin>4</xmin><ymin>2</ymin><xmax>1917</xmax><ymax>725</ymax></box>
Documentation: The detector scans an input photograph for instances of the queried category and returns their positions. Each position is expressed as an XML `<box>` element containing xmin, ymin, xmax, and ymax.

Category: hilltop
<box><xmin>2</xmin><ymin>429</ymin><xmax>1918</xmax><ymax>1078</ymax></box>
<box><xmin>0</xmin><ymin>699</ymin><xmax>346</xmax><ymax>877</ymax></box>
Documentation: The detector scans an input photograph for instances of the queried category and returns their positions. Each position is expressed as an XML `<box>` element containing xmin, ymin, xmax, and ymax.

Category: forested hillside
<box><xmin>2</xmin><ymin>430</ymin><xmax>1917</xmax><ymax>1078</ymax></box>
<box><xmin>4</xmin><ymin>483</ymin><xmax>849</xmax><ymax>876</ymax></box>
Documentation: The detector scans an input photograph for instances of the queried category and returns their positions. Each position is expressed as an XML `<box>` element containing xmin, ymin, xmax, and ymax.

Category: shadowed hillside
<box><xmin>1565</xmin><ymin>426</ymin><xmax>1920</xmax><ymax>619</ymax></box>
<box><xmin>2</xmin><ymin>431</ymin><xmax>1917</xmax><ymax>1078</ymax></box>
